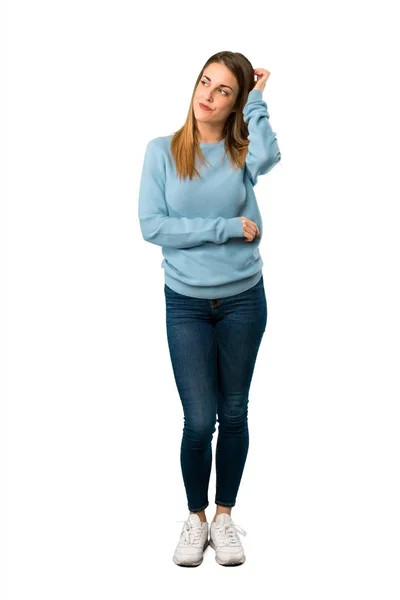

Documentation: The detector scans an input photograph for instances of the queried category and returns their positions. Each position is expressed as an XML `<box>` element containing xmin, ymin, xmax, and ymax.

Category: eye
<box><xmin>200</xmin><ymin>81</ymin><xmax>228</xmax><ymax>96</ymax></box>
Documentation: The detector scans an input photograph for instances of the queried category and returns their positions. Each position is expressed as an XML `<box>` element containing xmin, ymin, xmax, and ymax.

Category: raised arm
<box><xmin>243</xmin><ymin>89</ymin><xmax>281</xmax><ymax>186</ymax></box>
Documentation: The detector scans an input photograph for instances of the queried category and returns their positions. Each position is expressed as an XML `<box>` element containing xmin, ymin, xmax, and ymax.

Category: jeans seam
<box><xmin>214</xmin><ymin>500</ymin><xmax>236</xmax><ymax>507</ymax></box>
<box><xmin>189</xmin><ymin>501</ymin><xmax>209</xmax><ymax>512</ymax></box>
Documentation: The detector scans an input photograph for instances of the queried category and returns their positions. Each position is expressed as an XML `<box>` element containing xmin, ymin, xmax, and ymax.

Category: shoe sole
<box><xmin>209</xmin><ymin>538</ymin><xmax>246</xmax><ymax>566</ymax></box>
<box><xmin>172</xmin><ymin>539</ymin><xmax>209</xmax><ymax>567</ymax></box>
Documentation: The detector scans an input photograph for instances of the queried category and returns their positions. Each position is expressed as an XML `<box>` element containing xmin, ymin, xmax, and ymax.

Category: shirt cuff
<box><xmin>226</xmin><ymin>217</ymin><xmax>244</xmax><ymax>239</ymax></box>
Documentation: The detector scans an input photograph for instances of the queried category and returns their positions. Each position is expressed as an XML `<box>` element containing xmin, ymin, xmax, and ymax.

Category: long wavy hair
<box><xmin>170</xmin><ymin>51</ymin><xmax>256</xmax><ymax>181</ymax></box>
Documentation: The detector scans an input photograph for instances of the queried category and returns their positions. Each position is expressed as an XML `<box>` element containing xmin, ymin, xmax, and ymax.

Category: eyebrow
<box><xmin>202</xmin><ymin>75</ymin><xmax>234</xmax><ymax>91</ymax></box>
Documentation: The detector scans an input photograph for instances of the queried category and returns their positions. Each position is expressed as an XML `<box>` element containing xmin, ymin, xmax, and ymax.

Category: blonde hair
<box><xmin>170</xmin><ymin>51</ymin><xmax>256</xmax><ymax>181</ymax></box>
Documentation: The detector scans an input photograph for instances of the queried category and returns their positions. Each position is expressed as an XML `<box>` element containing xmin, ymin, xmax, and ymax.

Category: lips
<box><xmin>199</xmin><ymin>103</ymin><xmax>213</xmax><ymax>111</ymax></box>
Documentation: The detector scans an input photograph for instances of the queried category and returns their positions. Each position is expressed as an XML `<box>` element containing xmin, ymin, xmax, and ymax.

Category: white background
<box><xmin>3</xmin><ymin>0</ymin><xmax>400</xmax><ymax>598</ymax></box>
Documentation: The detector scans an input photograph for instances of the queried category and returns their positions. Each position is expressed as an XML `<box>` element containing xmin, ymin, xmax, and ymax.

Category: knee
<box><xmin>183</xmin><ymin>420</ymin><xmax>216</xmax><ymax>443</ymax></box>
<box><xmin>218</xmin><ymin>408</ymin><xmax>248</xmax><ymax>433</ymax></box>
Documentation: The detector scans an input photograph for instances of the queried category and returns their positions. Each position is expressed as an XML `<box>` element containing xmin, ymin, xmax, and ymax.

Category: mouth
<box><xmin>199</xmin><ymin>102</ymin><xmax>213</xmax><ymax>112</ymax></box>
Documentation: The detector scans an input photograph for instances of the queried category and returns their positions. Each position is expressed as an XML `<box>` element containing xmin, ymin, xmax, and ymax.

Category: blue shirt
<box><xmin>138</xmin><ymin>89</ymin><xmax>281</xmax><ymax>299</ymax></box>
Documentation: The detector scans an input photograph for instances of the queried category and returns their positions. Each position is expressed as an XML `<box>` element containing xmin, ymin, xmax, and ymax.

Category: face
<box><xmin>193</xmin><ymin>62</ymin><xmax>239</xmax><ymax>126</ymax></box>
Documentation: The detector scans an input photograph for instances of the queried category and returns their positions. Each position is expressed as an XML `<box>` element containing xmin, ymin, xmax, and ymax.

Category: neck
<box><xmin>196</xmin><ymin>122</ymin><xmax>224</xmax><ymax>144</ymax></box>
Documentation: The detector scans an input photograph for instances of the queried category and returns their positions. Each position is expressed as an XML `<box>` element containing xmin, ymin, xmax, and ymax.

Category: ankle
<box><xmin>190</xmin><ymin>511</ymin><xmax>207</xmax><ymax>523</ymax></box>
<box><xmin>212</xmin><ymin>507</ymin><xmax>232</xmax><ymax>523</ymax></box>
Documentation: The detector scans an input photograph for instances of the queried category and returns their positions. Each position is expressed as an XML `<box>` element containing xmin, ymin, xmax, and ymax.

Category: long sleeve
<box><xmin>138</xmin><ymin>139</ymin><xmax>244</xmax><ymax>248</ymax></box>
<box><xmin>243</xmin><ymin>89</ymin><xmax>281</xmax><ymax>186</ymax></box>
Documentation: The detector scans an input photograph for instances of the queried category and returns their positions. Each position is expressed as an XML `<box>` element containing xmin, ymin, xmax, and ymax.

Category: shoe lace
<box><xmin>176</xmin><ymin>519</ymin><xmax>204</xmax><ymax>546</ymax></box>
<box><xmin>214</xmin><ymin>521</ymin><xmax>247</xmax><ymax>546</ymax></box>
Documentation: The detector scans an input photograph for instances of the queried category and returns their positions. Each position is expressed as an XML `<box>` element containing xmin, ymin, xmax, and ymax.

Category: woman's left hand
<box><xmin>253</xmin><ymin>68</ymin><xmax>270</xmax><ymax>93</ymax></box>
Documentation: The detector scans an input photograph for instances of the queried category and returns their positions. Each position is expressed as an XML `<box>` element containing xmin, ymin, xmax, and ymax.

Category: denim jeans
<box><xmin>164</xmin><ymin>274</ymin><xmax>267</xmax><ymax>512</ymax></box>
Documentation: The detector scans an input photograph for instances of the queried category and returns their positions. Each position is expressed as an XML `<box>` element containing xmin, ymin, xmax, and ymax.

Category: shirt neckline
<box><xmin>199</xmin><ymin>139</ymin><xmax>225</xmax><ymax>147</ymax></box>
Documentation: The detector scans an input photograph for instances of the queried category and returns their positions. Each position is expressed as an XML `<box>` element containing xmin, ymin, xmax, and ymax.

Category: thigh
<box><xmin>215</xmin><ymin>277</ymin><xmax>267</xmax><ymax>406</ymax></box>
<box><xmin>164</xmin><ymin>285</ymin><xmax>218</xmax><ymax>430</ymax></box>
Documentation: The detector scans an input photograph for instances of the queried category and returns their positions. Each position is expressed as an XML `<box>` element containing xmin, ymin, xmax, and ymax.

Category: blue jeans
<box><xmin>164</xmin><ymin>274</ymin><xmax>267</xmax><ymax>512</ymax></box>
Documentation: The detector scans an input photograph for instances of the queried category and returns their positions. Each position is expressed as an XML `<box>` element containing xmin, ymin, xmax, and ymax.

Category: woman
<box><xmin>138</xmin><ymin>51</ymin><xmax>281</xmax><ymax>567</ymax></box>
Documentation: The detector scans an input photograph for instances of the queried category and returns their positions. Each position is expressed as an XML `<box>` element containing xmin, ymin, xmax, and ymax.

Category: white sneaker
<box><xmin>209</xmin><ymin>513</ymin><xmax>247</xmax><ymax>566</ymax></box>
<box><xmin>172</xmin><ymin>513</ymin><xmax>209</xmax><ymax>567</ymax></box>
